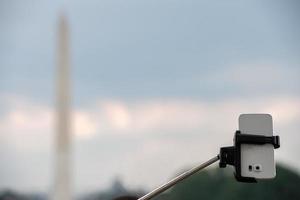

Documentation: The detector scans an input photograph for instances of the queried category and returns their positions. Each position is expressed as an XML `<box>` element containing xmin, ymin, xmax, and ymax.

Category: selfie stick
<box><xmin>138</xmin><ymin>155</ymin><xmax>220</xmax><ymax>200</ymax></box>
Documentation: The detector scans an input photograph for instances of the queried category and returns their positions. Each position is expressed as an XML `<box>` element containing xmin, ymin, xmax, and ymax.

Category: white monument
<box><xmin>53</xmin><ymin>13</ymin><xmax>72</xmax><ymax>200</ymax></box>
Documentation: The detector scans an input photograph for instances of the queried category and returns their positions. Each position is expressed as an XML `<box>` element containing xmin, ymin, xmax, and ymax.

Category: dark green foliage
<box><xmin>1</xmin><ymin>165</ymin><xmax>299</xmax><ymax>200</ymax></box>
<box><xmin>0</xmin><ymin>190</ymin><xmax>46</xmax><ymax>200</ymax></box>
<box><xmin>83</xmin><ymin>179</ymin><xmax>144</xmax><ymax>200</ymax></box>
<box><xmin>153</xmin><ymin>164</ymin><xmax>300</xmax><ymax>200</ymax></box>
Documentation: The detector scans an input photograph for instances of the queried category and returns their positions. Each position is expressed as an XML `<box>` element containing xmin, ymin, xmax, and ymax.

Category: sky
<box><xmin>0</xmin><ymin>0</ymin><xmax>300</xmax><ymax>195</ymax></box>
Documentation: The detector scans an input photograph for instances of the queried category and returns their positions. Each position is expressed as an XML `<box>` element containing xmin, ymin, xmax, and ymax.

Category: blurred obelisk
<box><xmin>53</xmin><ymin>12</ymin><xmax>72</xmax><ymax>200</ymax></box>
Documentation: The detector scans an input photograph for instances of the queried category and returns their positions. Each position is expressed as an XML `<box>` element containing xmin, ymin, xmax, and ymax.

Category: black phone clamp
<box><xmin>219</xmin><ymin>130</ymin><xmax>280</xmax><ymax>182</ymax></box>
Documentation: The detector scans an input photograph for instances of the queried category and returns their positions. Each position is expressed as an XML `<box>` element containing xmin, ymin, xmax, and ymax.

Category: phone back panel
<box><xmin>239</xmin><ymin>114</ymin><xmax>275</xmax><ymax>179</ymax></box>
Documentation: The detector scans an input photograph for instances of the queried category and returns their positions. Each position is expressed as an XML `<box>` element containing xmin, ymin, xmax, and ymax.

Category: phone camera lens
<box><xmin>248</xmin><ymin>165</ymin><xmax>252</xmax><ymax>171</ymax></box>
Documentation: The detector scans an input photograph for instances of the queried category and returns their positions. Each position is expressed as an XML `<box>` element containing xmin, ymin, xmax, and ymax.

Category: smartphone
<box><xmin>239</xmin><ymin>114</ymin><xmax>276</xmax><ymax>179</ymax></box>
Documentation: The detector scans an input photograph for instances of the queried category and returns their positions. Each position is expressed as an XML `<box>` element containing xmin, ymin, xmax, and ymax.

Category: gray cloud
<box><xmin>0</xmin><ymin>94</ymin><xmax>299</xmax><ymax>193</ymax></box>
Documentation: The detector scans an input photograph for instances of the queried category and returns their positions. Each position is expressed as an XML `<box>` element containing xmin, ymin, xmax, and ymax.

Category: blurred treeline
<box><xmin>0</xmin><ymin>164</ymin><xmax>299</xmax><ymax>200</ymax></box>
<box><xmin>153</xmin><ymin>164</ymin><xmax>300</xmax><ymax>200</ymax></box>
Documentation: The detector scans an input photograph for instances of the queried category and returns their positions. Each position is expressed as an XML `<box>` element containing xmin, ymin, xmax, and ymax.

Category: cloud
<box><xmin>1</xmin><ymin>94</ymin><xmax>299</xmax><ymax>140</ymax></box>
<box><xmin>73</xmin><ymin>110</ymin><xmax>99</xmax><ymax>138</ymax></box>
<box><xmin>0</xmin><ymin>96</ymin><xmax>52</xmax><ymax>152</ymax></box>
<box><xmin>0</xmin><ymin>94</ymin><xmax>300</xmax><ymax>191</ymax></box>
<box><xmin>199</xmin><ymin>63</ymin><xmax>300</xmax><ymax>96</ymax></box>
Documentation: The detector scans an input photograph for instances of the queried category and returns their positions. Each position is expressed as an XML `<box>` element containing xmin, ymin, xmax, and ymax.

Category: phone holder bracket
<box><xmin>219</xmin><ymin>130</ymin><xmax>280</xmax><ymax>182</ymax></box>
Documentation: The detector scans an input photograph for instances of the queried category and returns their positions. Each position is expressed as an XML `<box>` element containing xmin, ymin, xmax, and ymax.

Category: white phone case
<box><xmin>239</xmin><ymin>114</ymin><xmax>275</xmax><ymax>179</ymax></box>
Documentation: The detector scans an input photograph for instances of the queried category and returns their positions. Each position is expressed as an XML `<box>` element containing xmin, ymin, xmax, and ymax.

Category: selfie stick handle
<box><xmin>138</xmin><ymin>155</ymin><xmax>220</xmax><ymax>200</ymax></box>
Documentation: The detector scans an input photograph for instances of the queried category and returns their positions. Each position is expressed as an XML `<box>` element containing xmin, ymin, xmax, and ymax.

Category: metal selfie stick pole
<box><xmin>138</xmin><ymin>155</ymin><xmax>220</xmax><ymax>200</ymax></box>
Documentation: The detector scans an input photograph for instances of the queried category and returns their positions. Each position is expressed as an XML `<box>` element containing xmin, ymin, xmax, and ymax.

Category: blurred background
<box><xmin>0</xmin><ymin>0</ymin><xmax>299</xmax><ymax>199</ymax></box>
